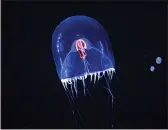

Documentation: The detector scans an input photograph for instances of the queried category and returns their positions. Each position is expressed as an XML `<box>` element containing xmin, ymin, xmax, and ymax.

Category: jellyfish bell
<box><xmin>52</xmin><ymin>15</ymin><xmax>115</xmax><ymax>96</ymax></box>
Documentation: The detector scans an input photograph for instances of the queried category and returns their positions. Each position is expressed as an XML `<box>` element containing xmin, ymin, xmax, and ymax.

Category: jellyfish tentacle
<box><xmin>104</xmin><ymin>73</ymin><xmax>114</xmax><ymax>108</ymax></box>
<box><xmin>64</xmin><ymin>86</ymin><xmax>84</xmax><ymax>127</ymax></box>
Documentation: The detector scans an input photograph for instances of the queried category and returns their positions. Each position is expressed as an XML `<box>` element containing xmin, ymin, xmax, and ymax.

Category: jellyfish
<box><xmin>52</xmin><ymin>15</ymin><xmax>115</xmax><ymax>127</ymax></box>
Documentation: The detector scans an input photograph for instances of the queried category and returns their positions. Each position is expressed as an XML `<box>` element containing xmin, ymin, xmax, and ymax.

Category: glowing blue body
<box><xmin>52</xmin><ymin>16</ymin><xmax>115</xmax><ymax>80</ymax></box>
<box><xmin>52</xmin><ymin>16</ymin><xmax>116</xmax><ymax>127</ymax></box>
<box><xmin>150</xmin><ymin>66</ymin><xmax>155</xmax><ymax>72</ymax></box>
<box><xmin>156</xmin><ymin>57</ymin><xmax>162</xmax><ymax>64</ymax></box>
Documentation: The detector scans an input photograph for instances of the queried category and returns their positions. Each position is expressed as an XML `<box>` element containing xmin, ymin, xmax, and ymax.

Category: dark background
<box><xmin>2</xmin><ymin>2</ymin><xmax>167</xmax><ymax>129</ymax></box>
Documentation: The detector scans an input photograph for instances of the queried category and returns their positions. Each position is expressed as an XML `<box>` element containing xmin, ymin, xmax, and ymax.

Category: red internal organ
<box><xmin>75</xmin><ymin>39</ymin><xmax>87</xmax><ymax>59</ymax></box>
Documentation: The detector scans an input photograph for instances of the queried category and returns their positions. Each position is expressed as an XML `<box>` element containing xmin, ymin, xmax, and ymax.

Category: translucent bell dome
<box><xmin>52</xmin><ymin>15</ymin><xmax>115</xmax><ymax>81</ymax></box>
